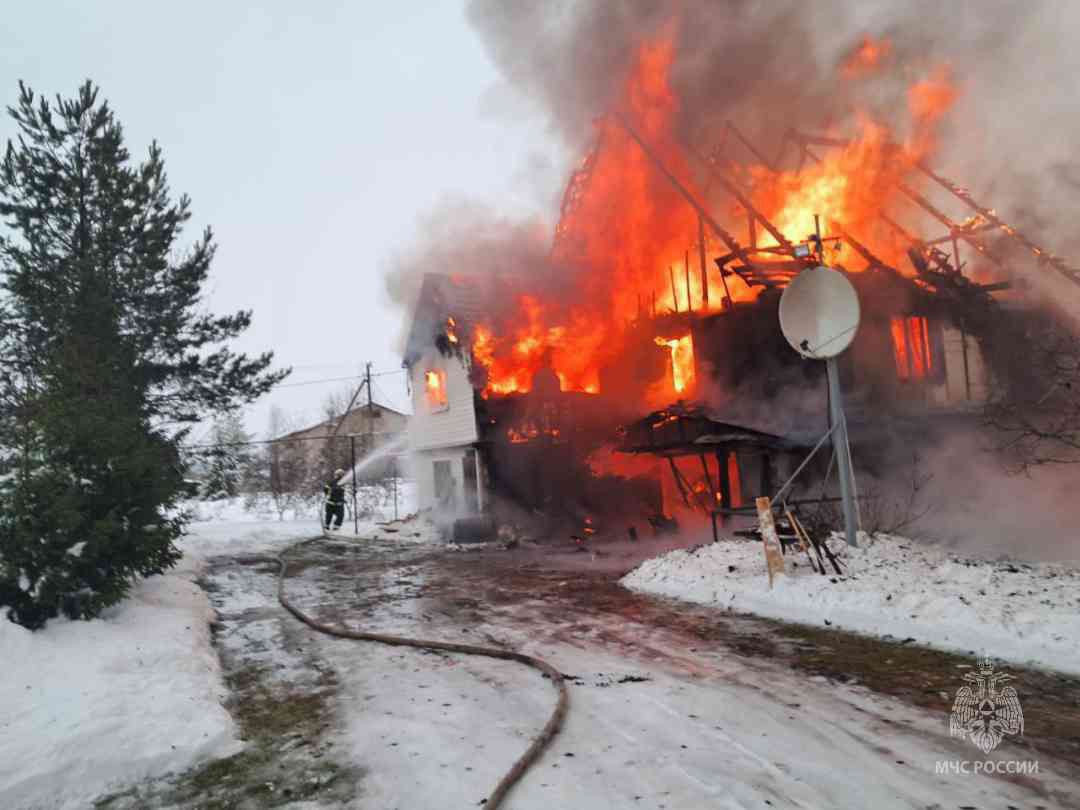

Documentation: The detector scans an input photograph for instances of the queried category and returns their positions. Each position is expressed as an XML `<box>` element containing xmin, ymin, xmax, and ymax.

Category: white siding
<box><xmin>413</xmin><ymin>447</ymin><xmax>472</xmax><ymax>512</ymax></box>
<box><xmin>408</xmin><ymin>349</ymin><xmax>478</xmax><ymax>452</ymax></box>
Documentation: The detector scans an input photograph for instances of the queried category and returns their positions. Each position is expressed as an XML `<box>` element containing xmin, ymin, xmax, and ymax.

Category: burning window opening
<box><xmin>727</xmin><ymin>452</ymin><xmax>743</xmax><ymax>509</ymax></box>
<box><xmin>434</xmin><ymin>314</ymin><xmax>464</xmax><ymax>360</ymax></box>
<box><xmin>891</xmin><ymin>316</ymin><xmax>933</xmax><ymax>380</ymax></box>
<box><xmin>655</xmin><ymin>334</ymin><xmax>695</xmax><ymax>394</ymax></box>
<box><xmin>424</xmin><ymin>369</ymin><xmax>448</xmax><ymax>410</ymax></box>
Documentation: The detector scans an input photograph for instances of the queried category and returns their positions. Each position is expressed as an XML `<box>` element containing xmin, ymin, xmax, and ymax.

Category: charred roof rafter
<box><xmin>781</xmin><ymin>130</ymin><xmax>1079</xmax><ymax>289</ymax></box>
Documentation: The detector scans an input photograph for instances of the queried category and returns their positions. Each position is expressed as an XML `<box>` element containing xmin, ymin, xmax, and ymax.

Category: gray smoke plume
<box><xmin>466</xmin><ymin>0</ymin><xmax>1080</xmax><ymax>261</ymax></box>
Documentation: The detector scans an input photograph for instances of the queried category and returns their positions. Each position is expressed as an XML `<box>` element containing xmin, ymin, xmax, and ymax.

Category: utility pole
<box><xmin>364</xmin><ymin>361</ymin><xmax>375</xmax><ymax>460</ymax></box>
<box><xmin>364</xmin><ymin>362</ymin><xmax>377</xmax><ymax>526</ymax></box>
<box><xmin>365</xmin><ymin>361</ymin><xmax>373</xmax><ymax>428</ymax></box>
<box><xmin>350</xmin><ymin>434</ymin><xmax>358</xmax><ymax>535</ymax></box>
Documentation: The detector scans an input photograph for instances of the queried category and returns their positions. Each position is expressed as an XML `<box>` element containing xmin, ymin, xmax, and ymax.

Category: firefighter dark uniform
<box><xmin>323</xmin><ymin>470</ymin><xmax>346</xmax><ymax>531</ymax></box>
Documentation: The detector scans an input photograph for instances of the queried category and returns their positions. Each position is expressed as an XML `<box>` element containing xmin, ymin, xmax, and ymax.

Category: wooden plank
<box><xmin>685</xmin><ymin>250</ymin><xmax>692</xmax><ymax>312</ymax></box>
<box><xmin>786</xmin><ymin>509</ymin><xmax>821</xmax><ymax>575</ymax></box>
<box><xmin>756</xmin><ymin>496</ymin><xmax>785</xmax><ymax>588</ymax></box>
<box><xmin>668</xmin><ymin>457</ymin><xmax>692</xmax><ymax>507</ymax></box>
<box><xmin>698</xmin><ymin>215</ymin><xmax>709</xmax><ymax>309</ymax></box>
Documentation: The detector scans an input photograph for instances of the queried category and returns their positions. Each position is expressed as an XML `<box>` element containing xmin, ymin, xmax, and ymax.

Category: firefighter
<box><xmin>323</xmin><ymin>468</ymin><xmax>346</xmax><ymax>531</ymax></box>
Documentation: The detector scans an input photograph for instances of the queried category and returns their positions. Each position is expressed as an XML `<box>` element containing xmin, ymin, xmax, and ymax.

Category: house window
<box><xmin>890</xmin><ymin>316</ymin><xmax>934</xmax><ymax>381</ymax></box>
<box><xmin>424</xmin><ymin>369</ymin><xmax>448</xmax><ymax>411</ymax></box>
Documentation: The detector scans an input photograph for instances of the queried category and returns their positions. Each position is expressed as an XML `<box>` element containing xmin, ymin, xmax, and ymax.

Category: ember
<box><xmin>841</xmin><ymin>35</ymin><xmax>893</xmax><ymax>78</ymax></box>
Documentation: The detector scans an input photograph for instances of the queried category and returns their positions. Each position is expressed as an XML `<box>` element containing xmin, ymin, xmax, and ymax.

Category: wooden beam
<box><xmin>684</xmin><ymin>250</ymin><xmax>692</xmax><ymax>312</ymax></box>
<box><xmin>668</xmin><ymin>457</ymin><xmax>692</xmax><ymax>508</ymax></box>
<box><xmin>698</xmin><ymin>216</ymin><xmax>709</xmax><ymax>309</ymax></box>
<box><xmin>615</xmin><ymin>113</ymin><xmax>756</xmax><ymax>268</ymax></box>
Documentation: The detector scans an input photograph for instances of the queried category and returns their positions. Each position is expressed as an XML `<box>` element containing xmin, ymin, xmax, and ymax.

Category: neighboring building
<box><xmin>273</xmin><ymin>402</ymin><xmax>409</xmax><ymax>486</ymax></box>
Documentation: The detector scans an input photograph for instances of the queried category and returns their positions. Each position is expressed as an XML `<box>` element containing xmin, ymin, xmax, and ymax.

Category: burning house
<box><xmin>401</xmin><ymin>27</ymin><xmax>1079</xmax><ymax>540</ymax></box>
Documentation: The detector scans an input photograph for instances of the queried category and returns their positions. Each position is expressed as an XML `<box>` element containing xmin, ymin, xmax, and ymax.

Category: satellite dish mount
<box><xmin>778</xmin><ymin>216</ymin><xmax>861</xmax><ymax>548</ymax></box>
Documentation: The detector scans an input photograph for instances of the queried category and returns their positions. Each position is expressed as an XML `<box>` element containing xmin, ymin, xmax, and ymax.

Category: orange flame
<box><xmin>473</xmin><ymin>28</ymin><xmax>720</xmax><ymax>398</ymax></box>
<box><xmin>750</xmin><ymin>121</ymin><xmax>920</xmax><ymax>267</ymax></box>
<box><xmin>654</xmin><ymin>334</ymin><xmax>695</xmax><ymax>394</ymax></box>
<box><xmin>891</xmin><ymin>316</ymin><xmax>932</xmax><ymax>380</ymax></box>
<box><xmin>424</xmin><ymin>369</ymin><xmax>447</xmax><ymax>408</ymax></box>
<box><xmin>841</xmin><ymin>36</ymin><xmax>893</xmax><ymax>78</ymax></box>
<box><xmin>470</xmin><ymin>27</ymin><xmax>959</xmax><ymax>403</ymax></box>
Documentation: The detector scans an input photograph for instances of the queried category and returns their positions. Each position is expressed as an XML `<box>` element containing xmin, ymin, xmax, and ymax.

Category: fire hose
<box><xmin>276</xmin><ymin>536</ymin><xmax>569</xmax><ymax>809</ymax></box>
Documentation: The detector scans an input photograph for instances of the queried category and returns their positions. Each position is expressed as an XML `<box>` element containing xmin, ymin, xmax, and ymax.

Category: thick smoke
<box><xmin>466</xmin><ymin>0</ymin><xmax>1080</xmax><ymax>256</ymax></box>
<box><xmin>384</xmin><ymin>198</ymin><xmax>550</xmax><ymax>349</ymax></box>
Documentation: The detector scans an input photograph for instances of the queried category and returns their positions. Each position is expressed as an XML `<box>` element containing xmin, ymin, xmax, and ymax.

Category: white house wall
<box><xmin>408</xmin><ymin>347</ymin><xmax>481</xmax><ymax>514</ymax></box>
<box><xmin>413</xmin><ymin>446</ymin><xmax>473</xmax><ymax>513</ymax></box>
<box><xmin>408</xmin><ymin>349</ymin><xmax>478</xmax><ymax>452</ymax></box>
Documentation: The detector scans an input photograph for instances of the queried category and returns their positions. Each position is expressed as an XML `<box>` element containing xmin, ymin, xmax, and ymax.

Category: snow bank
<box><xmin>0</xmin><ymin>517</ymin><xmax>317</xmax><ymax>810</ymax></box>
<box><xmin>622</xmin><ymin>533</ymin><xmax>1080</xmax><ymax>675</ymax></box>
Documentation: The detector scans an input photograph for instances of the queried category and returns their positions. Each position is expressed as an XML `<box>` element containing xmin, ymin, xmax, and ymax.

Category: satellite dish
<box><xmin>778</xmin><ymin>266</ymin><xmax>861</xmax><ymax>359</ymax></box>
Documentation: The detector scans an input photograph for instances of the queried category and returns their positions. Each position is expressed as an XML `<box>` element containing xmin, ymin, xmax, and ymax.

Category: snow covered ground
<box><xmin>5</xmin><ymin>501</ymin><xmax>1077</xmax><ymax>809</ymax></box>
<box><xmin>188</xmin><ymin>480</ymin><xmax>417</xmax><ymax>526</ymax></box>
<box><xmin>290</xmin><ymin>542</ymin><xmax>1080</xmax><ymax>809</ymax></box>
<box><xmin>324</xmin><ymin>627</ymin><xmax>1077</xmax><ymax>809</ymax></box>
<box><xmin>0</xmin><ymin>508</ymin><xmax>321</xmax><ymax>810</ymax></box>
<box><xmin>623</xmin><ymin>532</ymin><xmax>1080</xmax><ymax>675</ymax></box>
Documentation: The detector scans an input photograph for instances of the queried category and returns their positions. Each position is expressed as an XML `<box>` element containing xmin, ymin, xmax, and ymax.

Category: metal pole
<box><xmin>364</xmin><ymin>361</ymin><xmax>376</xmax><ymax>473</ymax></box>
<box><xmin>826</xmin><ymin>357</ymin><xmax>858</xmax><ymax>547</ymax></box>
<box><xmin>392</xmin><ymin>456</ymin><xmax>398</xmax><ymax>521</ymax></box>
<box><xmin>350</xmin><ymin>434</ymin><xmax>358</xmax><ymax>535</ymax></box>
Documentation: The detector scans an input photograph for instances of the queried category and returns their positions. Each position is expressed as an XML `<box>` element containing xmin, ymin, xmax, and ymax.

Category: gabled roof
<box><xmin>403</xmin><ymin>273</ymin><xmax>487</xmax><ymax>366</ymax></box>
<box><xmin>275</xmin><ymin>401</ymin><xmax>409</xmax><ymax>442</ymax></box>
<box><xmin>619</xmin><ymin>401</ymin><xmax>809</xmax><ymax>456</ymax></box>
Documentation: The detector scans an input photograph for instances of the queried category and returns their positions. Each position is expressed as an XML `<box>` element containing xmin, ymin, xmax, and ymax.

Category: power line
<box><xmin>272</xmin><ymin>368</ymin><xmax>405</xmax><ymax>389</ymax></box>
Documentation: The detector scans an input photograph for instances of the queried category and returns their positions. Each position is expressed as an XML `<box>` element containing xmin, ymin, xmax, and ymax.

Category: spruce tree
<box><xmin>0</xmin><ymin>82</ymin><xmax>288</xmax><ymax>628</ymax></box>
<box><xmin>202</xmin><ymin>412</ymin><xmax>252</xmax><ymax>500</ymax></box>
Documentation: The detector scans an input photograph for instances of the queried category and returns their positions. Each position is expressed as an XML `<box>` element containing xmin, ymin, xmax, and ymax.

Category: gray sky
<box><xmin>0</xmin><ymin>1</ymin><xmax>555</xmax><ymax>437</ymax></box>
